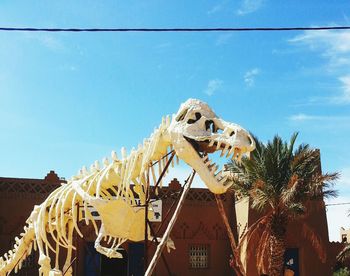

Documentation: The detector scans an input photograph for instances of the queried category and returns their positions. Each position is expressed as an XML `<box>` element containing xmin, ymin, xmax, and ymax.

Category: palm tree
<box><xmin>227</xmin><ymin>133</ymin><xmax>338</xmax><ymax>276</ymax></box>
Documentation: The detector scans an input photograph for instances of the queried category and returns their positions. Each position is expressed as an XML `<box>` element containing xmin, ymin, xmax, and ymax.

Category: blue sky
<box><xmin>1</xmin><ymin>0</ymin><xmax>350</xmax><ymax>241</ymax></box>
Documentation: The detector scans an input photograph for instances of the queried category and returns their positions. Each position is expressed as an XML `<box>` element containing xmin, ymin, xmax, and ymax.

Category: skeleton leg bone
<box><xmin>62</xmin><ymin>221</ymin><xmax>74</xmax><ymax>276</ymax></box>
<box><xmin>94</xmin><ymin>225</ymin><xmax>123</xmax><ymax>259</ymax></box>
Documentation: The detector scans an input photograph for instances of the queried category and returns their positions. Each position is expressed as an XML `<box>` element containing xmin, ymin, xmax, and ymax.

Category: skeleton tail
<box><xmin>0</xmin><ymin>217</ymin><xmax>36</xmax><ymax>275</ymax></box>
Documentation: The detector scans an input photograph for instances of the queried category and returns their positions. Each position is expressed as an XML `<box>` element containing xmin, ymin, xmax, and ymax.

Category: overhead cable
<box><xmin>0</xmin><ymin>26</ymin><xmax>349</xmax><ymax>33</ymax></box>
<box><xmin>325</xmin><ymin>202</ymin><xmax>350</xmax><ymax>206</ymax></box>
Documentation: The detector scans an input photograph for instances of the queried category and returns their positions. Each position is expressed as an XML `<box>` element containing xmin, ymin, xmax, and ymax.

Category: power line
<box><xmin>0</xmin><ymin>26</ymin><xmax>349</xmax><ymax>33</ymax></box>
<box><xmin>326</xmin><ymin>202</ymin><xmax>350</xmax><ymax>206</ymax></box>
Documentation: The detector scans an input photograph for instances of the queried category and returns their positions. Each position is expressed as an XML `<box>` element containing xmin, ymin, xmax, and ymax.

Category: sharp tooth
<box><xmin>216</xmin><ymin>170</ymin><xmax>223</xmax><ymax>179</ymax></box>
<box><xmin>224</xmin><ymin>144</ymin><xmax>230</xmax><ymax>157</ymax></box>
<box><xmin>231</xmin><ymin>148</ymin><xmax>237</xmax><ymax>160</ymax></box>
<box><xmin>246</xmin><ymin>151</ymin><xmax>251</xmax><ymax>159</ymax></box>
<box><xmin>233</xmin><ymin>147</ymin><xmax>241</xmax><ymax>160</ymax></box>
<box><xmin>216</xmin><ymin>141</ymin><xmax>222</xmax><ymax>150</ymax></box>
<box><xmin>211</xmin><ymin>165</ymin><xmax>219</xmax><ymax>174</ymax></box>
<box><xmin>202</xmin><ymin>155</ymin><xmax>209</xmax><ymax>162</ymax></box>
<box><xmin>220</xmin><ymin>149</ymin><xmax>225</xmax><ymax>157</ymax></box>
<box><xmin>237</xmin><ymin>153</ymin><xmax>242</xmax><ymax>164</ymax></box>
<box><xmin>226</xmin><ymin>150</ymin><xmax>231</xmax><ymax>158</ymax></box>
<box><xmin>219</xmin><ymin>175</ymin><xmax>229</xmax><ymax>183</ymax></box>
<box><xmin>207</xmin><ymin>162</ymin><xmax>214</xmax><ymax>169</ymax></box>
<box><xmin>208</xmin><ymin>139</ymin><xmax>215</xmax><ymax>147</ymax></box>
<box><xmin>228</xmin><ymin>147</ymin><xmax>234</xmax><ymax>158</ymax></box>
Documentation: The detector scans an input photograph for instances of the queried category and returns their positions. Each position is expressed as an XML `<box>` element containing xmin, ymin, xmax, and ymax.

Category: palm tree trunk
<box><xmin>269</xmin><ymin>215</ymin><xmax>287</xmax><ymax>276</ymax></box>
<box><xmin>215</xmin><ymin>194</ymin><xmax>245</xmax><ymax>276</ymax></box>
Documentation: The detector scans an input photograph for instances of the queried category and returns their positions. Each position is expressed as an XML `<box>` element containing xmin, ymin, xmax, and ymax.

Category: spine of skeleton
<box><xmin>0</xmin><ymin>217</ymin><xmax>36</xmax><ymax>275</ymax></box>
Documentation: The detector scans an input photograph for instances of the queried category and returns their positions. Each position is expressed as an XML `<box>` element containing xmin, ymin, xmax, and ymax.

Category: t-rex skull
<box><xmin>167</xmin><ymin>99</ymin><xmax>255</xmax><ymax>194</ymax></box>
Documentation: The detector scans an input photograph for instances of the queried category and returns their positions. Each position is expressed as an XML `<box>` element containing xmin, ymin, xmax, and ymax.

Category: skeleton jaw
<box><xmin>180</xmin><ymin>135</ymin><xmax>252</xmax><ymax>194</ymax></box>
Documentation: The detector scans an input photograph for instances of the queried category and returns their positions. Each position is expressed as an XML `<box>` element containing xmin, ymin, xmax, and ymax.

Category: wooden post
<box><xmin>144</xmin><ymin>169</ymin><xmax>150</xmax><ymax>271</ymax></box>
<box><xmin>145</xmin><ymin>170</ymin><xmax>196</xmax><ymax>276</ymax></box>
<box><xmin>215</xmin><ymin>194</ymin><xmax>245</xmax><ymax>276</ymax></box>
<box><xmin>144</xmin><ymin>151</ymin><xmax>175</xmax><ymax>273</ymax></box>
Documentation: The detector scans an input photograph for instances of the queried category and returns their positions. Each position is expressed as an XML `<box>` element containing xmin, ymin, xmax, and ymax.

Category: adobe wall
<box><xmin>0</xmin><ymin>172</ymin><xmax>63</xmax><ymax>275</ymax></box>
<box><xmin>244</xmin><ymin>199</ymin><xmax>343</xmax><ymax>276</ymax></box>
<box><xmin>150</xmin><ymin>189</ymin><xmax>234</xmax><ymax>276</ymax></box>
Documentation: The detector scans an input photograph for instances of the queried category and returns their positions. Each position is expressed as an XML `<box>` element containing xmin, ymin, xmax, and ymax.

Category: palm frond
<box><xmin>308</xmin><ymin>172</ymin><xmax>339</xmax><ymax>200</ymax></box>
<box><xmin>287</xmin><ymin>202</ymin><xmax>305</xmax><ymax>216</ymax></box>
<box><xmin>288</xmin><ymin>132</ymin><xmax>299</xmax><ymax>157</ymax></box>
<box><xmin>256</xmin><ymin>228</ymin><xmax>271</xmax><ymax>273</ymax></box>
<box><xmin>237</xmin><ymin>214</ymin><xmax>270</xmax><ymax>254</ymax></box>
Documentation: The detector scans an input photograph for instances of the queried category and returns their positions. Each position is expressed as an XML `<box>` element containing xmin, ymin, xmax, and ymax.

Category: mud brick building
<box><xmin>0</xmin><ymin>172</ymin><xmax>345</xmax><ymax>275</ymax></box>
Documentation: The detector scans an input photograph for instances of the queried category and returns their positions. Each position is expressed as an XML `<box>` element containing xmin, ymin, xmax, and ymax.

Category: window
<box><xmin>189</xmin><ymin>244</ymin><xmax>209</xmax><ymax>269</ymax></box>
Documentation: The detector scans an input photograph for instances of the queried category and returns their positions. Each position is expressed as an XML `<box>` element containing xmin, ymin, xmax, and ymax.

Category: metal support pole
<box><xmin>144</xmin><ymin>170</ymin><xmax>150</xmax><ymax>272</ymax></box>
<box><xmin>144</xmin><ymin>151</ymin><xmax>175</xmax><ymax>274</ymax></box>
<box><xmin>148</xmin><ymin>222</ymin><xmax>172</xmax><ymax>276</ymax></box>
<box><xmin>145</xmin><ymin>170</ymin><xmax>196</xmax><ymax>276</ymax></box>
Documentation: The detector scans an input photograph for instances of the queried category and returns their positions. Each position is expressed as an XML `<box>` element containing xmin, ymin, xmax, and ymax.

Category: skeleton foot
<box><xmin>106</xmin><ymin>248</ymin><xmax>123</xmax><ymax>258</ymax></box>
<box><xmin>165</xmin><ymin>237</ymin><xmax>176</xmax><ymax>253</ymax></box>
<box><xmin>95</xmin><ymin>243</ymin><xmax>123</xmax><ymax>258</ymax></box>
<box><xmin>38</xmin><ymin>255</ymin><xmax>52</xmax><ymax>276</ymax></box>
<box><xmin>149</xmin><ymin>236</ymin><xmax>176</xmax><ymax>253</ymax></box>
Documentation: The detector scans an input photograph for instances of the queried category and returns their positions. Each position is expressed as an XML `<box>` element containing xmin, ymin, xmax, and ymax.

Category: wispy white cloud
<box><xmin>336</xmin><ymin>75</ymin><xmax>350</xmax><ymax>103</ymax></box>
<box><xmin>244</xmin><ymin>68</ymin><xmax>260</xmax><ymax>87</ymax></box>
<box><xmin>290</xmin><ymin>29</ymin><xmax>350</xmax><ymax>104</ymax></box>
<box><xmin>288</xmin><ymin>113</ymin><xmax>350</xmax><ymax>130</ymax></box>
<box><xmin>204</xmin><ymin>79</ymin><xmax>223</xmax><ymax>96</ymax></box>
<box><xmin>25</xmin><ymin>33</ymin><xmax>65</xmax><ymax>52</ymax></box>
<box><xmin>236</xmin><ymin>0</ymin><xmax>265</xmax><ymax>16</ymax></box>
<box><xmin>339</xmin><ymin>167</ymin><xmax>350</xmax><ymax>187</ymax></box>
<box><xmin>41</xmin><ymin>35</ymin><xmax>65</xmax><ymax>51</ymax></box>
<box><xmin>207</xmin><ymin>4</ymin><xmax>223</xmax><ymax>15</ymax></box>
<box><xmin>289</xmin><ymin>113</ymin><xmax>350</xmax><ymax>122</ymax></box>
<box><xmin>290</xmin><ymin>30</ymin><xmax>350</xmax><ymax>68</ymax></box>
<box><xmin>59</xmin><ymin>64</ymin><xmax>78</xmax><ymax>72</ymax></box>
<box><xmin>155</xmin><ymin>42</ymin><xmax>172</xmax><ymax>49</ymax></box>
<box><xmin>215</xmin><ymin>33</ymin><xmax>233</xmax><ymax>46</ymax></box>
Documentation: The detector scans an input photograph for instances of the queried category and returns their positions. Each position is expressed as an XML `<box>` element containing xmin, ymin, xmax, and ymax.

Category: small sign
<box><xmin>149</xmin><ymin>199</ymin><xmax>162</xmax><ymax>222</ymax></box>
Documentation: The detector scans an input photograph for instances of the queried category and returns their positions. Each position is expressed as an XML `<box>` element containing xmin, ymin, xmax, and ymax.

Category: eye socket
<box><xmin>205</xmin><ymin>120</ymin><xmax>216</xmax><ymax>132</ymax></box>
<box><xmin>187</xmin><ymin>112</ymin><xmax>202</xmax><ymax>124</ymax></box>
<box><xmin>230</xmin><ymin>131</ymin><xmax>235</xmax><ymax>136</ymax></box>
<box><xmin>176</xmin><ymin>109</ymin><xmax>188</xmax><ymax>122</ymax></box>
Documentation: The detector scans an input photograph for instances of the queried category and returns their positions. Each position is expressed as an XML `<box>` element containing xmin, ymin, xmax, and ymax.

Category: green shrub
<box><xmin>334</xmin><ymin>267</ymin><xmax>350</xmax><ymax>276</ymax></box>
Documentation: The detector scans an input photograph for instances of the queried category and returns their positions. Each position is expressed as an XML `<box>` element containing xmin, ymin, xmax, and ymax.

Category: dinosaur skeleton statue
<box><xmin>0</xmin><ymin>99</ymin><xmax>255</xmax><ymax>276</ymax></box>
